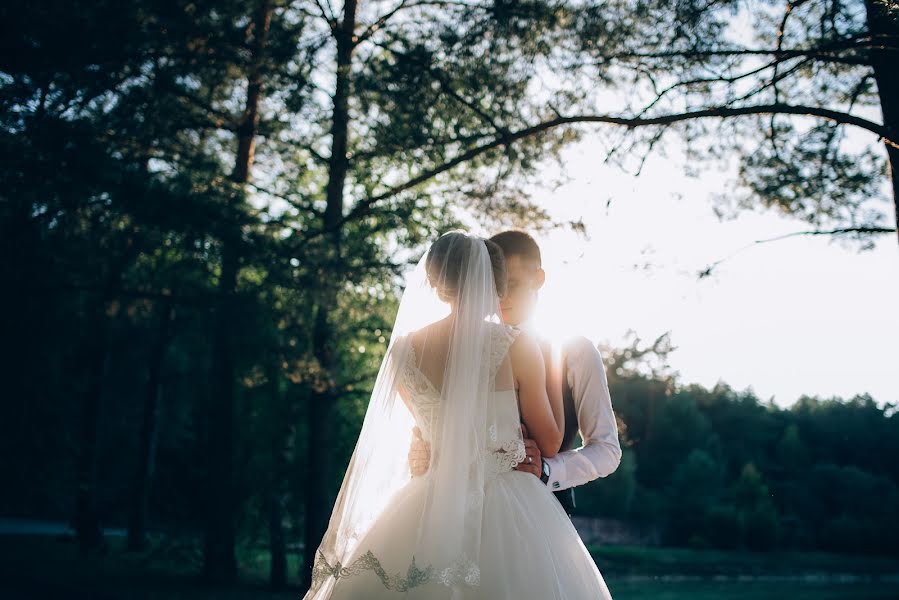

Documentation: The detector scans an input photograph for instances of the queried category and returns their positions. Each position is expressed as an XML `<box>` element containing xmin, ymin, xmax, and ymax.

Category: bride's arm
<box><xmin>539</xmin><ymin>337</ymin><xmax>565</xmax><ymax>438</ymax></box>
<box><xmin>510</xmin><ymin>331</ymin><xmax>564</xmax><ymax>458</ymax></box>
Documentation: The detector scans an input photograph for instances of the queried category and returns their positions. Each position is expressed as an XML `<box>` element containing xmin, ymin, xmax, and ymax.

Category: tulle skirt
<box><xmin>305</xmin><ymin>469</ymin><xmax>614</xmax><ymax>599</ymax></box>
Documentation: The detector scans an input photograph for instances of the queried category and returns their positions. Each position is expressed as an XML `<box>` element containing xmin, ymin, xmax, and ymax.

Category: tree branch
<box><xmin>298</xmin><ymin>102</ymin><xmax>893</xmax><ymax>242</ymax></box>
<box><xmin>600</xmin><ymin>34</ymin><xmax>899</xmax><ymax>63</ymax></box>
<box><xmin>355</xmin><ymin>0</ymin><xmax>411</xmax><ymax>45</ymax></box>
<box><xmin>699</xmin><ymin>225</ymin><xmax>897</xmax><ymax>277</ymax></box>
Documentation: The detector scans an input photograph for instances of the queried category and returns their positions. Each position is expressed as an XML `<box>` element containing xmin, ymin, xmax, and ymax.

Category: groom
<box><xmin>409</xmin><ymin>230</ymin><xmax>622</xmax><ymax>516</ymax></box>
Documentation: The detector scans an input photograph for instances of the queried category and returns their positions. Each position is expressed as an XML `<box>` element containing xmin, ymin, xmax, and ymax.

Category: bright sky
<box><xmin>524</xmin><ymin>136</ymin><xmax>899</xmax><ymax>411</ymax></box>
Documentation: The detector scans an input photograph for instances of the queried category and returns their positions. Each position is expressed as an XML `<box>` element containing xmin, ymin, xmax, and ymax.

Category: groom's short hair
<box><xmin>489</xmin><ymin>230</ymin><xmax>542</xmax><ymax>267</ymax></box>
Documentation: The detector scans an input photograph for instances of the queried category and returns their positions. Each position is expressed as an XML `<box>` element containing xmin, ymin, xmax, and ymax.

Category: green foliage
<box><xmin>775</xmin><ymin>423</ymin><xmax>810</xmax><ymax>471</ymax></box>
<box><xmin>738</xmin><ymin>122</ymin><xmax>888</xmax><ymax>235</ymax></box>
<box><xmin>575</xmin><ymin>368</ymin><xmax>899</xmax><ymax>554</ymax></box>
<box><xmin>573</xmin><ymin>344</ymin><xmax>898</xmax><ymax>555</ymax></box>
<box><xmin>576</xmin><ymin>447</ymin><xmax>638</xmax><ymax>517</ymax></box>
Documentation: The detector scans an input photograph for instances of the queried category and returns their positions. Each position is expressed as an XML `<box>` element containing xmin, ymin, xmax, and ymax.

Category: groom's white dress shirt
<box><xmin>541</xmin><ymin>334</ymin><xmax>622</xmax><ymax>492</ymax></box>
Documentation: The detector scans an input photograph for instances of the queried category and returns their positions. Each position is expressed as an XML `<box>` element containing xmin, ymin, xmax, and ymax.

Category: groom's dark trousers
<box><xmin>553</xmin><ymin>488</ymin><xmax>575</xmax><ymax>516</ymax></box>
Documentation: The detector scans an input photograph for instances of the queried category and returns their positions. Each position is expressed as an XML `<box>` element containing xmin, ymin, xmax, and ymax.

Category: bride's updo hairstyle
<box><xmin>426</xmin><ymin>231</ymin><xmax>507</xmax><ymax>303</ymax></box>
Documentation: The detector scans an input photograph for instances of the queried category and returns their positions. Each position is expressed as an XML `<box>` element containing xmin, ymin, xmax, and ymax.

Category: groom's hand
<box><xmin>408</xmin><ymin>426</ymin><xmax>431</xmax><ymax>477</ymax></box>
<box><xmin>515</xmin><ymin>424</ymin><xmax>543</xmax><ymax>479</ymax></box>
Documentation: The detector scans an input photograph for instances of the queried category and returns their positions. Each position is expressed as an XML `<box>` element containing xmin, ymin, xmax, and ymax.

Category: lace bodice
<box><xmin>398</xmin><ymin>322</ymin><xmax>526</xmax><ymax>480</ymax></box>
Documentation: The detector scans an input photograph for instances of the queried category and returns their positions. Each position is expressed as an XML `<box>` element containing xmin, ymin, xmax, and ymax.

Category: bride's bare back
<box><xmin>405</xmin><ymin>316</ymin><xmax>563</xmax><ymax>459</ymax></box>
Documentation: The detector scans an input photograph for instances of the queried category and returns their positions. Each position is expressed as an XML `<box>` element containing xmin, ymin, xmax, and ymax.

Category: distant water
<box><xmin>607</xmin><ymin>577</ymin><xmax>899</xmax><ymax>600</ymax></box>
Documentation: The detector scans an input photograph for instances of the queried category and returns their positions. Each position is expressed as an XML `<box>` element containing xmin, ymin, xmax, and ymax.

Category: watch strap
<box><xmin>540</xmin><ymin>457</ymin><xmax>550</xmax><ymax>484</ymax></box>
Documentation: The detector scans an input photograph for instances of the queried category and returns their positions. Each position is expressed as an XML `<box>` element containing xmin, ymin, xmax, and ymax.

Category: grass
<box><xmin>1</xmin><ymin>534</ymin><xmax>897</xmax><ymax>599</ymax></box>
<box><xmin>0</xmin><ymin>533</ymin><xmax>302</xmax><ymax>599</ymax></box>
<box><xmin>607</xmin><ymin>579</ymin><xmax>899</xmax><ymax>600</ymax></box>
<box><xmin>589</xmin><ymin>544</ymin><xmax>899</xmax><ymax>577</ymax></box>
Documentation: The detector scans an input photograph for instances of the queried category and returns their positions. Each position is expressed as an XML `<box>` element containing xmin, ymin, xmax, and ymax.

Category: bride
<box><xmin>304</xmin><ymin>230</ymin><xmax>614</xmax><ymax>599</ymax></box>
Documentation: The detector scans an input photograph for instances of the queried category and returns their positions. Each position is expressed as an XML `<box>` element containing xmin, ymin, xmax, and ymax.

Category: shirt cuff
<box><xmin>543</xmin><ymin>454</ymin><xmax>567</xmax><ymax>491</ymax></box>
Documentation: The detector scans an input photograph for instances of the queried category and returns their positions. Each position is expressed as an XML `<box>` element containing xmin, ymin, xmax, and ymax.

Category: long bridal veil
<box><xmin>305</xmin><ymin>230</ymin><xmax>519</xmax><ymax>599</ymax></box>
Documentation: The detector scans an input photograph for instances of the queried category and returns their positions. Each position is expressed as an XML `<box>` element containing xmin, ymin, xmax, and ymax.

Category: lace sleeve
<box><xmin>489</xmin><ymin>323</ymin><xmax>521</xmax><ymax>377</ymax></box>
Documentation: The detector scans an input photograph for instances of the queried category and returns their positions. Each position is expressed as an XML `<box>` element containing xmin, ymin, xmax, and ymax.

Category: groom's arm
<box><xmin>543</xmin><ymin>336</ymin><xmax>621</xmax><ymax>492</ymax></box>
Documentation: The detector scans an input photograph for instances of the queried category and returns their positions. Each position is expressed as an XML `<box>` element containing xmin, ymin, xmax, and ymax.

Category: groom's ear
<box><xmin>534</xmin><ymin>267</ymin><xmax>546</xmax><ymax>290</ymax></box>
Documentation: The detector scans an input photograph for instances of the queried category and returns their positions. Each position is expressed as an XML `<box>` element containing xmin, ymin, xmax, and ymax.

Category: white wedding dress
<box><xmin>307</xmin><ymin>322</ymin><xmax>614</xmax><ymax>600</ymax></box>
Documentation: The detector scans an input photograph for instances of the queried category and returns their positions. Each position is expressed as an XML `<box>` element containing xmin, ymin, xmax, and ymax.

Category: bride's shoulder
<box><xmin>488</xmin><ymin>320</ymin><xmax>519</xmax><ymax>334</ymax></box>
<box><xmin>504</xmin><ymin>326</ymin><xmax>539</xmax><ymax>356</ymax></box>
<box><xmin>486</xmin><ymin>321</ymin><xmax>521</xmax><ymax>343</ymax></box>
<box><xmin>400</xmin><ymin>321</ymin><xmax>451</xmax><ymax>353</ymax></box>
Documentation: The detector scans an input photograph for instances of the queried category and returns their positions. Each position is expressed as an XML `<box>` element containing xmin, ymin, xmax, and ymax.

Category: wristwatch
<box><xmin>540</xmin><ymin>457</ymin><xmax>551</xmax><ymax>485</ymax></box>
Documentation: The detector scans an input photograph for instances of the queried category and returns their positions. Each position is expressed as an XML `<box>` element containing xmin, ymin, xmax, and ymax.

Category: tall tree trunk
<box><xmin>73</xmin><ymin>302</ymin><xmax>109</xmax><ymax>555</ymax></box>
<box><xmin>267</xmin><ymin>479</ymin><xmax>288</xmax><ymax>589</ymax></box>
<box><xmin>302</xmin><ymin>0</ymin><xmax>358</xmax><ymax>589</ymax></box>
<box><xmin>126</xmin><ymin>58</ymin><xmax>167</xmax><ymax>553</ymax></box>
<box><xmin>267</xmin><ymin>361</ymin><xmax>288</xmax><ymax>590</ymax></box>
<box><xmin>0</xmin><ymin>192</ymin><xmax>42</xmax><ymax>496</ymax></box>
<box><xmin>203</xmin><ymin>0</ymin><xmax>273</xmax><ymax>583</ymax></box>
<box><xmin>863</xmin><ymin>0</ymin><xmax>899</xmax><ymax>242</ymax></box>
<box><xmin>205</xmin><ymin>238</ymin><xmax>239</xmax><ymax>582</ymax></box>
<box><xmin>127</xmin><ymin>301</ymin><xmax>175</xmax><ymax>551</ymax></box>
<box><xmin>73</xmin><ymin>233</ymin><xmax>139</xmax><ymax>555</ymax></box>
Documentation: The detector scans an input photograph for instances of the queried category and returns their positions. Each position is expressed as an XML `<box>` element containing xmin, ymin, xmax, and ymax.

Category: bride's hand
<box><xmin>408</xmin><ymin>426</ymin><xmax>431</xmax><ymax>477</ymax></box>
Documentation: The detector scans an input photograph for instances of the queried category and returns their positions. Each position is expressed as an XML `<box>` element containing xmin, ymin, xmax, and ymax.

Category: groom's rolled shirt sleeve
<box><xmin>544</xmin><ymin>336</ymin><xmax>622</xmax><ymax>492</ymax></box>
